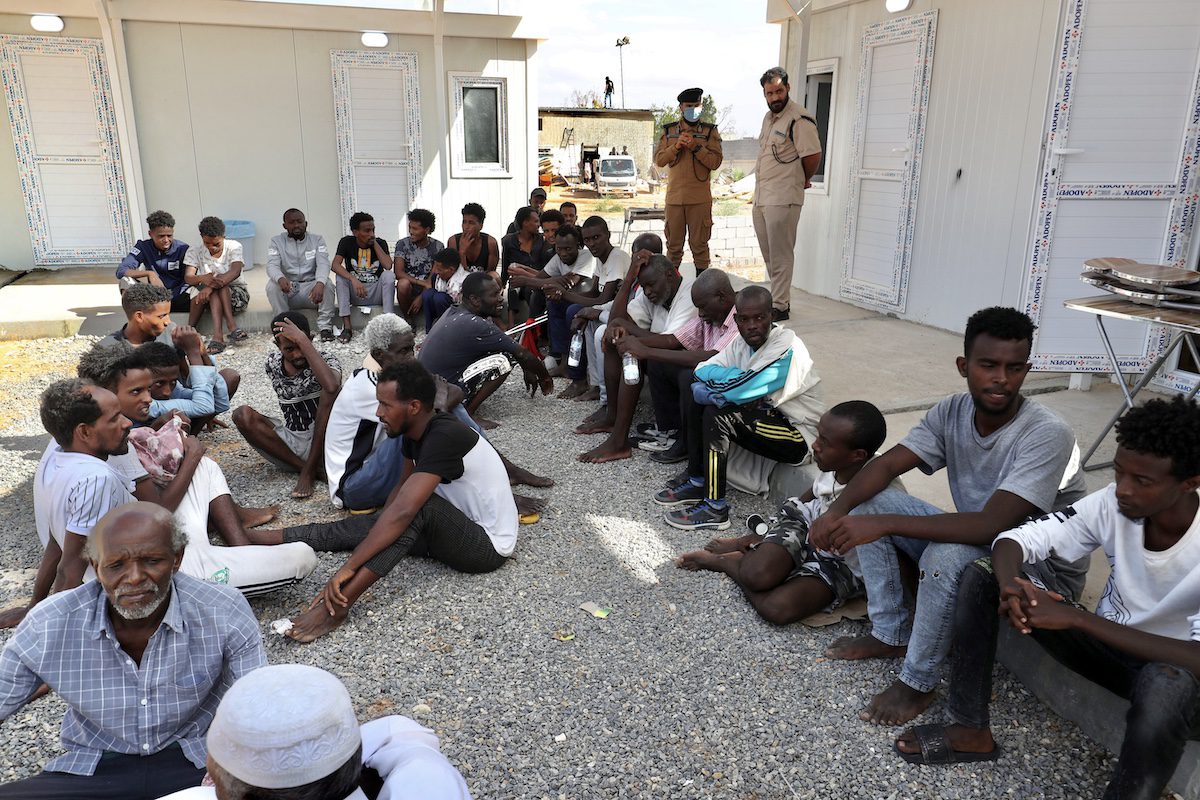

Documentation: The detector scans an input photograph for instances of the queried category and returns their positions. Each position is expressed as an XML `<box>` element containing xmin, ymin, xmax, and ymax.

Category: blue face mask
<box><xmin>682</xmin><ymin>106</ymin><xmax>701</xmax><ymax>123</ymax></box>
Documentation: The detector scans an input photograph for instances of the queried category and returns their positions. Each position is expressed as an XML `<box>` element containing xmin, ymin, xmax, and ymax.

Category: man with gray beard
<box><xmin>0</xmin><ymin>503</ymin><xmax>265</xmax><ymax>799</ymax></box>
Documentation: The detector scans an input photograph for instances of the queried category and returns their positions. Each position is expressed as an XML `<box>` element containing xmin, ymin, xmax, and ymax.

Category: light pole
<box><xmin>615</xmin><ymin>36</ymin><xmax>629</xmax><ymax>109</ymax></box>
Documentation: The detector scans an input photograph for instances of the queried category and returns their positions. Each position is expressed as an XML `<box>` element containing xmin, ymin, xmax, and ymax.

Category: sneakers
<box><xmin>649</xmin><ymin>439</ymin><xmax>688</xmax><ymax>464</ymax></box>
<box><xmin>653</xmin><ymin>481</ymin><xmax>706</xmax><ymax>507</ymax></box>
<box><xmin>664</xmin><ymin>470</ymin><xmax>691</xmax><ymax>490</ymax></box>
<box><xmin>664</xmin><ymin>501</ymin><xmax>731</xmax><ymax>531</ymax></box>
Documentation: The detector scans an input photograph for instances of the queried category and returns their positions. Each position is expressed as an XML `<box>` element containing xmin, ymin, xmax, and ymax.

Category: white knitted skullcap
<box><xmin>207</xmin><ymin>664</ymin><xmax>361</xmax><ymax>789</ymax></box>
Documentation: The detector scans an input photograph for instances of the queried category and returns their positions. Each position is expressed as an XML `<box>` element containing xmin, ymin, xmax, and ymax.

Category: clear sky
<box><xmin>534</xmin><ymin>0</ymin><xmax>780</xmax><ymax>138</ymax></box>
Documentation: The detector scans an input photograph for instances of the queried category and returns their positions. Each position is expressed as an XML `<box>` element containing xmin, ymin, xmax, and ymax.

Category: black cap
<box><xmin>677</xmin><ymin>87</ymin><xmax>703</xmax><ymax>103</ymax></box>
<box><xmin>530</xmin><ymin>187</ymin><xmax>547</xmax><ymax>199</ymax></box>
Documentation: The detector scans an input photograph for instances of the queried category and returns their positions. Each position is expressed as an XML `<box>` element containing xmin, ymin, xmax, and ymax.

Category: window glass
<box><xmin>463</xmin><ymin>86</ymin><xmax>499</xmax><ymax>164</ymax></box>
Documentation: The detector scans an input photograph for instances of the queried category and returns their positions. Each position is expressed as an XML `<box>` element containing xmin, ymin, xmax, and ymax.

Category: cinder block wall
<box><xmin>618</xmin><ymin>212</ymin><xmax>764</xmax><ymax>268</ymax></box>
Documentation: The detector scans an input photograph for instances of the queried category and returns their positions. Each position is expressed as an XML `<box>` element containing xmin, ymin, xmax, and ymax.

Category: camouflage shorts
<box><xmin>229</xmin><ymin>283</ymin><xmax>249</xmax><ymax>313</ymax></box>
<box><xmin>758</xmin><ymin>510</ymin><xmax>864</xmax><ymax>610</ymax></box>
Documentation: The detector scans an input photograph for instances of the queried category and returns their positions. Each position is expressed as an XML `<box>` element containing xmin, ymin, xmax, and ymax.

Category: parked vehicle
<box><xmin>593</xmin><ymin>154</ymin><xmax>637</xmax><ymax>196</ymax></box>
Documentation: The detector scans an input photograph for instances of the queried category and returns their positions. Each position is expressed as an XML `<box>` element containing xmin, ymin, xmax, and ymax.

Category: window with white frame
<box><xmin>803</xmin><ymin>58</ymin><xmax>837</xmax><ymax>190</ymax></box>
<box><xmin>450</xmin><ymin>73</ymin><xmax>509</xmax><ymax>178</ymax></box>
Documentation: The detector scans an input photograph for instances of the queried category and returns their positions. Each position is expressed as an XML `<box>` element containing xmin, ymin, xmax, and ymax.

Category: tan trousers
<box><xmin>752</xmin><ymin>204</ymin><xmax>803</xmax><ymax>310</ymax></box>
<box><xmin>664</xmin><ymin>202</ymin><xmax>713</xmax><ymax>270</ymax></box>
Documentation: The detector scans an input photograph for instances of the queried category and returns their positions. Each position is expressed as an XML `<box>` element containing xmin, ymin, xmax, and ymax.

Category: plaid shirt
<box><xmin>0</xmin><ymin>573</ymin><xmax>265</xmax><ymax>775</ymax></box>
<box><xmin>673</xmin><ymin>305</ymin><xmax>738</xmax><ymax>352</ymax></box>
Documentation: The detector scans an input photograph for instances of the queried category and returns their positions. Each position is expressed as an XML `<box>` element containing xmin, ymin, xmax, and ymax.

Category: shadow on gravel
<box><xmin>1</xmin><ymin>433</ymin><xmax>50</xmax><ymax>463</ymax></box>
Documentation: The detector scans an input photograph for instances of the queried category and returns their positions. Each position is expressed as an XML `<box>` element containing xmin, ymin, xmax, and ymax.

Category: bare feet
<box><xmin>507</xmin><ymin>465</ymin><xmax>554</xmax><ymax>488</ymax></box>
<box><xmin>287</xmin><ymin>602</ymin><xmax>348</xmax><ymax>644</ymax></box>
<box><xmin>895</xmin><ymin>723</ymin><xmax>996</xmax><ymax>756</ymax></box>
<box><xmin>704</xmin><ymin>533</ymin><xmax>763</xmax><ymax>554</ymax></box>
<box><xmin>574</xmin><ymin>386</ymin><xmax>601</xmax><ymax>403</ymax></box>
<box><xmin>473</xmin><ymin>415</ymin><xmax>499</xmax><ymax>431</ymax></box>
<box><xmin>575</xmin><ymin>420</ymin><xmax>614</xmax><ymax>435</ymax></box>
<box><xmin>291</xmin><ymin>473</ymin><xmax>316</xmax><ymax>499</ymax></box>
<box><xmin>245</xmin><ymin>528</ymin><xmax>284</xmax><ymax>545</ymax></box>
<box><xmin>675</xmin><ymin>549</ymin><xmax>741</xmax><ymax>572</ymax></box>
<box><xmin>825</xmin><ymin>634</ymin><xmax>907</xmax><ymax>661</ymax></box>
<box><xmin>578</xmin><ymin>405</ymin><xmax>608</xmax><ymax>425</ymax></box>
<box><xmin>860</xmin><ymin>680</ymin><xmax>936</xmax><ymax>726</ymax></box>
<box><xmin>557</xmin><ymin>380</ymin><xmax>588</xmax><ymax>400</ymax></box>
<box><xmin>237</xmin><ymin>504</ymin><xmax>281</xmax><ymax>529</ymax></box>
<box><xmin>0</xmin><ymin>605</ymin><xmax>28</xmax><ymax>629</ymax></box>
<box><xmin>578</xmin><ymin>437</ymin><xmax>632</xmax><ymax>463</ymax></box>
<box><xmin>514</xmin><ymin>493</ymin><xmax>547</xmax><ymax>515</ymax></box>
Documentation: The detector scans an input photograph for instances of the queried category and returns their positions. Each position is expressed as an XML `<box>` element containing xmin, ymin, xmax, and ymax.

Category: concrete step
<box><xmin>0</xmin><ymin>266</ymin><xmax>342</xmax><ymax>341</ymax></box>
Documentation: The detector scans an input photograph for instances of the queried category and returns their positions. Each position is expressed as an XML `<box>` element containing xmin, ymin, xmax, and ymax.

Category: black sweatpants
<box><xmin>686</xmin><ymin>402</ymin><xmax>809</xmax><ymax>501</ymax></box>
<box><xmin>0</xmin><ymin>744</ymin><xmax>205</xmax><ymax>800</ymax></box>
<box><xmin>284</xmin><ymin>493</ymin><xmax>507</xmax><ymax>576</ymax></box>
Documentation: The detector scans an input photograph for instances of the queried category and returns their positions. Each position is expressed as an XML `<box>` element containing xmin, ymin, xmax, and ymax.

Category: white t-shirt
<box><xmin>156</xmin><ymin>716</ymin><xmax>473</xmax><ymax>800</ymax></box>
<box><xmin>401</xmin><ymin>414</ymin><xmax>518</xmax><ymax>556</ymax></box>
<box><xmin>106</xmin><ymin>448</ymin><xmax>150</xmax><ymax>483</ymax></box>
<box><xmin>325</xmin><ymin>368</ymin><xmax>386</xmax><ymax>508</ymax></box>
<box><xmin>627</xmin><ymin>276</ymin><xmax>697</xmax><ymax>334</ymax></box>
<box><xmin>183</xmin><ymin>238</ymin><xmax>248</xmax><ymax>286</ymax></box>
<box><xmin>543</xmin><ymin>248</ymin><xmax>595</xmax><ymax>279</ymax></box>
<box><xmin>996</xmin><ymin>484</ymin><xmax>1200</xmax><ymax>642</ymax></box>
<box><xmin>434</xmin><ymin>266</ymin><xmax>470</xmax><ymax>303</ymax></box>
<box><xmin>592</xmin><ymin>248</ymin><xmax>631</xmax><ymax>287</ymax></box>
<box><xmin>35</xmin><ymin>442</ymin><xmax>136</xmax><ymax>581</ymax></box>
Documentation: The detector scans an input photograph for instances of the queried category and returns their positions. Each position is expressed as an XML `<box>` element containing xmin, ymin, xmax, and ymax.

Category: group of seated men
<box><xmin>118</xmin><ymin>189</ymin><xmax>584</xmax><ymax>346</ymax></box>
<box><xmin>0</xmin><ymin>193</ymin><xmax>1191</xmax><ymax>799</ymax></box>
<box><xmin>354</xmin><ymin>213</ymin><xmax>1200</xmax><ymax>796</ymax></box>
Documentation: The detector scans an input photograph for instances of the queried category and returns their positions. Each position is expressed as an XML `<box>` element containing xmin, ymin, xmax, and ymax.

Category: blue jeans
<box><xmin>213</xmin><ymin>370</ymin><xmax>230</xmax><ymax>414</ymax></box>
<box><xmin>850</xmin><ymin>490</ymin><xmax>988</xmax><ymax>693</ymax></box>
<box><xmin>422</xmin><ymin>288</ymin><xmax>454</xmax><ymax>332</ymax></box>
<box><xmin>339</xmin><ymin>434</ymin><xmax>404</xmax><ymax>511</ymax></box>
<box><xmin>564</xmin><ymin>303</ymin><xmax>588</xmax><ymax>381</ymax></box>
<box><xmin>340</xmin><ymin>410</ymin><xmax>484</xmax><ymax>511</ymax></box>
<box><xmin>547</xmin><ymin>298</ymin><xmax>572</xmax><ymax>358</ymax></box>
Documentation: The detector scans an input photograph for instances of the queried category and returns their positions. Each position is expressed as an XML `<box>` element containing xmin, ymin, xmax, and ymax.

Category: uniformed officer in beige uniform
<box><xmin>654</xmin><ymin>87</ymin><xmax>724</xmax><ymax>273</ymax></box>
<box><xmin>753</xmin><ymin>67</ymin><xmax>822</xmax><ymax>321</ymax></box>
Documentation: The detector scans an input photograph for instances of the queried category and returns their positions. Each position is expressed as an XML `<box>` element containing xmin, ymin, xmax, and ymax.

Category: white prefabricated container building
<box><xmin>0</xmin><ymin>0</ymin><xmax>546</xmax><ymax>272</ymax></box>
<box><xmin>768</xmin><ymin>0</ymin><xmax>1200</xmax><ymax>391</ymax></box>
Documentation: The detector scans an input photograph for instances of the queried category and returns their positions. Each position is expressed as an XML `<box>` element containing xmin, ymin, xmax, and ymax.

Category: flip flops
<box><xmin>206</xmin><ymin>340</ymin><xmax>227</xmax><ymax>354</ymax></box>
<box><xmin>337</xmin><ymin>329</ymin><xmax>353</xmax><ymax>344</ymax></box>
<box><xmin>230</xmin><ymin>328</ymin><xmax>249</xmax><ymax>342</ymax></box>
<box><xmin>893</xmin><ymin>724</ymin><xmax>1002</xmax><ymax>765</ymax></box>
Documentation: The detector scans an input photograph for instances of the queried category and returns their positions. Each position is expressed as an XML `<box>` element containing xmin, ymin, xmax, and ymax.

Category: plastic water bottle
<box><xmin>567</xmin><ymin>330</ymin><xmax>584</xmax><ymax>368</ymax></box>
<box><xmin>622</xmin><ymin>352</ymin><xmax>640</xmax><ymax>385</ymax></box>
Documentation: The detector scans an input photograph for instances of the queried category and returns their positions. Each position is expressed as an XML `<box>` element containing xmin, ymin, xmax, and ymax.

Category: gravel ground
<box><xmin>0</xmin><ymin>331</ymin><xmax>1122</xmax><ymax>798</ymax></box>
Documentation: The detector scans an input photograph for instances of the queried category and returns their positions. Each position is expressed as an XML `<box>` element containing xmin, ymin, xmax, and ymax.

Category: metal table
<box><xmin>618</xmin><ymin>207</ymin><xmax>666</xmax><ymax>248</ymax></box>
<box><xmin>1065</xmin><ymin>295</ymin><xmax>1200</xmax><ymax>470</ymax></box>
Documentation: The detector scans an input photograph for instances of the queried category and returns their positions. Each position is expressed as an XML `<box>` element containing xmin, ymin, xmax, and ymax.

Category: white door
<box><xmin>840</xmin><ymin>11</ymin><xmax>938</xmax><ymax>313</ymax></box>
<box><xmin>1022</xmin><ymin>0</ymin><xmax>1200</xmax><ymax>374</ymax></box>
<box><xmin>0</xmin><ymin>36</ymin><xmax>131</xmax><ymax>265</ymax></box>
<box><xmin>331</xmin><ymin>51</ymin><xmax>424</xmax><ymax>246</ymax></box>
